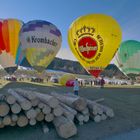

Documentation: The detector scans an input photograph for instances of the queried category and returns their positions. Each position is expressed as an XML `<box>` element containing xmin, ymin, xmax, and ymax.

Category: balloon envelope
<box><xmin>59</xmin><ymin>73</ymin><xmax>75</xmax><ymax>86</ymax></box>
<box><xmin>66</xmin><ymin>79</ymin><xmax>74</xmax><ymax>87</ymax></box>
<box><xmin>0</xmin><ymin>19</ymin><xmax>23</xmax><ymax>74</ymax></box>
<box><xmin>68</xmin><ymin>14</ymin><xmax>122</xmax><ymax>77</ymax></box>
<box><xmin>20</xmin><ymin>20</ymin><xmax>62</xmax><ymax>73</ymax></box>
<box><xmin>114</xmin><ymin>40</ymin><xmax>140</xmax><ymax>75</ymax></box>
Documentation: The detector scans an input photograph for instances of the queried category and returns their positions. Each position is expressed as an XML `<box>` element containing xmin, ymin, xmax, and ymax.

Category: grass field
<box><xmin>0</xmin><ymin>81</ymin><xmax>140</xmax><ymax>140</ymax></box>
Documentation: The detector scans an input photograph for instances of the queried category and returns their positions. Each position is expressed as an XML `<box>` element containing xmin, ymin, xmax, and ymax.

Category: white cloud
<box><xmin>56</xmin><ymin>47</ymin><xmax>77</xmax><ymax>61</ymax></box>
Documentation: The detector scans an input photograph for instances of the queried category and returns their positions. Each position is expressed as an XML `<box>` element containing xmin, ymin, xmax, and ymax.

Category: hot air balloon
<box><xmin>114</xmin><ymin>40</ymin><xmax>140</xmax><ymax>76</ymax></box>
<box><xmin>68</xmin><ymin>14</ymin><xmax>122</xmax><ymax>77</ymax></box>
<box><xmin>0</xmin><ymin>19</ymin><xmax>23</xmax><ymax>74</ymax></box>
<box><xmin>59</xmin><ymin>73</ymin><xmax>75</xmax><ymax>86</ymax></box>
<box><xmin>20</xmin><ymin>20</ymin><xmax>62</xmax><ymax>73</ymax></box>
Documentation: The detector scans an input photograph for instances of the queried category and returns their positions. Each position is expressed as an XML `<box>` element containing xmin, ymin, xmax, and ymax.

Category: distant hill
<box><xmin>20</xmin><ymin>57</ymin><xmax>126</xmax><ymax>78</ymax></box>
<box><xmin>48</xmin><ymin>58</ymin><xmax>125</xmax><ymax>78</ymax></box>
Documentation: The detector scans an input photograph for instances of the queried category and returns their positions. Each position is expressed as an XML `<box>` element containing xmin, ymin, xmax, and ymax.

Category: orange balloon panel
<box><xmin>2</xmin><ymin>20</ymin><xmax>10</xmax><ymax>53</ymax></box>
<box><xmin>2</xmin><ymin>19</ymin><xmax>23</xmax><ymax>58</ymax></box>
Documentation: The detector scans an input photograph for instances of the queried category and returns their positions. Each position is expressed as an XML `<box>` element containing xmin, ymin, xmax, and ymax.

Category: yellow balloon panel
<box><xmin>68</xmin><ymin>14</ymin><xmax>122</xmax><ymax>77</ymax></box>
<box><xmin>59</xmin><ymin>74</ymin><xmax>75</xmax><ymax>85</ymax></box>
<box><xmin>9</xmin><ymin>19</ymin><xmax>22</xmax><ymax>58</ymax></box>
<box><xmin>25</xmin><ymin>47</ymin><xmax>56</xmax><ymax>72</ymax></box>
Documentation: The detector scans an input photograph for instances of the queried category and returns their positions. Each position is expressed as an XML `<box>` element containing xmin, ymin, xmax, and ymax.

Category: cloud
<box><xmin>56</xmin><ymin>47</ymin><xmax>77</xmax><ymax>61</ymax></box>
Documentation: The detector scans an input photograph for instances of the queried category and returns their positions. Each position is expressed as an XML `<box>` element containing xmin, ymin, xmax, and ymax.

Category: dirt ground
<box><xmin>0</xmin><ymin>82</ymin><xmax>140</xmax><ymax>140</ymax></box>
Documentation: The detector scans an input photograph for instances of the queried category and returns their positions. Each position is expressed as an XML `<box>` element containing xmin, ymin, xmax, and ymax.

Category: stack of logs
<box><xmin>0</xmin><ymin>88</ymin><xmax>114</xmax><ymax>139</ymax></box>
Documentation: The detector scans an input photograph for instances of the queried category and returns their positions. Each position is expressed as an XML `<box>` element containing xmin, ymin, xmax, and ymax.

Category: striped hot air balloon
<box><xmin>0</xmin><ymin>19</ymin><xmax>23</xmax><ymax>74</ymax></box>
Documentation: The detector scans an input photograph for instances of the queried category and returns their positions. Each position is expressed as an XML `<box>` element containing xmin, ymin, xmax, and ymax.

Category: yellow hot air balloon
<box><xmin>68</xmin><ymin>14</ymin><xmax>122</xmax><ymax>77</ymax></box>
<box><xmin>59</xmin><ymin>73</ymin><xmax>75</xmax><ymax>86</ymax></box>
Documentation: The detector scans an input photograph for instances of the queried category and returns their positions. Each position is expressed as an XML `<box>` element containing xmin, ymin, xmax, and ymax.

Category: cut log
<box><xmin>10</xmin><ymin>121</ymin><xmax>16</xmax><ymax>126</ymax></box>
<box><xmin>6</xmin><ymin>94</ymin><xmax>16</xmax><ymax>105</ymax></box>
<box><xmin>0</xmin><ymin>102</ymin><xmax>10</xmax><ymax>117</ymax></box>
<box><xmin>3</xmin><ymin>115</ymin><xmax>12</xmax><ymax>125</ymax></box>
<box><xmin>87</xmin><ymin>100</ymin><xmax>100</xmax><ymax>115</ymax></box>
<box><xmin>11</xmin><ymin>102</ymin><xmax>21</xmax><ymax>114</ymax></box>
<box><xmin>31</xmin><ymin>98</ymin><xmax>39</xmax><ymax>107</ymax></box>
<box><xmin>17</xmin><ymin>115</ymin><xmax>28</xmax><ymax>127</ymax></box>
<box><xmin>96</xmin><ymin>104</ymin><xmax>114</xmax><ymax>118</ymax></box>
<box><xmin>76</xmin><ymin>113</ymin><xmax>84</xmax><ymax>122</ymax></box>
<box><xmin>53</xmin><ymin>106</ymin><xmax>63</xmax><ymax>117</ymax></box>
<box><xmin>17</xmin><ymin>89</ymin><xmax>59</xmax><ymax>108</ymax></box>
<box><xmin>90</xmin><ymin>114</ymin><xmax>101</xmax><ymax>123</ymax></box>
<box><xmin>87</xmin><ymin>99</ymin><xmax>114</xmax><ymax>117</ymax></box>
<box><xmin>8</xmin><ymin>89</ymin><xmax>32</xmax><ymax>110</ymax></box>
<box><xmin>42</xmin><ymin>105</ymin><xmax>51</xmax><ymax>114</ymax></box>
<box><xmin>59</xmin><ymin>102</ymin><xmax>77</xmax><ymax>116</ymax></box>
<box><xmin>25</xmin><ymin>108</ymin><xmax>37</xmax><ymax>119</ymax></box>
<box><xmin>83</xmin><ymin>115</ymin><xmax>89</xmax><ymax>123</ymax></box>
<box><xmin>45</xmin><ymin>113</ymin><xmax>54</xmax><ymax>122</ymax></box>
<box><xmin>94</xmin><ymin>98</ymin><xmax>104</xmax><ymax>103</ymax></box>
<box><xmin>14</xmin><ymin>88</ymin><xmax>36</xmax><ymax>100</ymax></box>
<box><xmin>36</xmin><ymin>112</ymin><xmax>45</xmax><ymax>122</ymax></box>
<box><xmin>53</xmin><ymin>116</ymin><xmax>77</xmax><ymax>139</ymax></box>
<box><xmin>51</xmin><ymin>92</ymin><xmax>87</xmax><ymax>111</ymax></box>
<box><xmin>0</xmin><ymin>94</ymin><xmax>6</xmax><ymax>100</ymax></box>
<box><xmin>81</xmin><ymin>108</ymin><xmax>89</xmax><ymax>115</ymax></box>
<box><xmin>29</xmin><ymin>118</ymin><xmax>36</xmax><ymax>126</ymax></box>
<box><xmin>34</xmin><ymin>92</ymin><xmax>59</xmax><ymax>108</ymax></box>
<box><xmin>96</xmin><ymin>107</ymin><xmax>103</xmax><ymax>115</ymax></box>
<box><xmin>38</xmin><ymin>102</ymin><xmax>46</xmax><ymax>109</ymax></box>
<box><xmin>62</xmin><ymin>107</ymin><xmax>74</xmax><ymax>121</ymax></box>
<box><xmin>0</xmin><ymin>123</ymin><xmax>5</xmax><ymax>128</ymax></box>
<box><xmin>14</xmin><ymin>89</ymin><xmax>39</xmax><ymax>107</ymax></box>
<box><xmin>11</xmin><ymin>114</ymin><xmax>18</xmax><ymax>122</ymax></box>
<box><xmin>41</xmin><ymin>122</ymin><xmax>49</xmax><ymax>133</ymax></box>
<box><xmin>35</xmin><ymin>107</ymin><xmax>41</xmax><ymax>114</ymax></box>
<box><xmin>100</xmin><ymin>114</ymin><xmax>107</xmax><ymax>121</ymax></box>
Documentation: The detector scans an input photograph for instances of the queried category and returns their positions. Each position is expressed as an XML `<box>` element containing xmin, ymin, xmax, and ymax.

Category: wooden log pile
<box><xmin>0</xmin><ymin>88</ymin><xmax>114</xmax><ymax>139</ymax></box>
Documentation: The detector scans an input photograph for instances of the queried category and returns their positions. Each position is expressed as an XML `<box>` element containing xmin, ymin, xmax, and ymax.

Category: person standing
<box><xmin>100</xmin><ymin>77</ymin><xmax>105</xmax><ymax>88</ymax></box>
<box><xmin>73</xmin><ymin>79</ymin><xmax>79</xmax><ymax>95</ymax></box>
<box><xmin>90</xmin><ymin>80</ymin><xmax>93</xmax><ymax>86</ymax></box>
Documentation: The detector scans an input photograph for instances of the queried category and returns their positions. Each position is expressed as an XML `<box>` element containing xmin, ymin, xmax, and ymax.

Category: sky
<box><xmin>0</xmin><ymin>0</ymin><xmax>140</xmax><ymax>62</ymax></box>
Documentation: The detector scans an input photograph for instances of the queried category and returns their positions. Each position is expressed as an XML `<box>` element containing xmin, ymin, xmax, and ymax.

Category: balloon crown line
<box><xmin>76</xmin><ymin>25</ymin><xmax>95</xmax><ymax>38</ymax></box>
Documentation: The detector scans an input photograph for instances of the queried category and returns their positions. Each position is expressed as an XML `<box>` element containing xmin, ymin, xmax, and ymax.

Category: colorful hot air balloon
<box><xmin>68</xmin><ymin>14</ymin><xmax>122</xmax><ymax>77</ymax></box>
<box><xmin>114</xmin><ymin>40</ymin><xmax>140</xmax><ymax>75</ymax></box>
<box><xmin>20</xmin><ymin>20</ymin><xmax>62</xmax><ymax>73</ymax></box>
<box><xmin>59</xmin><ymin>73</ymin><xmax>75</xmax><ymax>86</ymax></box>
<box><xmin>0</xmin><ymin>19</ymin><xmax>23</xmax><ymax>74</ymax></box>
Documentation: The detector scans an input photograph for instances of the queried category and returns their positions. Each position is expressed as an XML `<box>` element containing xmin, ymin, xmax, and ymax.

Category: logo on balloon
<box><xmin>78</xmin><ymin>36</ymin><xmax>98</xmax><ymax>59</ymax></box>
<box><xmin>73</xmin><ymin>25</ymin><xmax>104</xmax><ymax>63</ymax></box>
<box><xmin>27</xmin><ymin>37</ymin><xmax>31</xmax><ymax>43</ymax></box>
<box><xmin>26</xmin><ymin>36</ymin><xmax>58</xmax><ymax>47</ymax></box>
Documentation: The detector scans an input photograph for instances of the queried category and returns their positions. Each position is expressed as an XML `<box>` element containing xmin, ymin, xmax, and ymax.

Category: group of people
<box><xmin>73</xmin><ymin>77</ymin><xmax>105</xmax><ymax>95</ymax></box>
